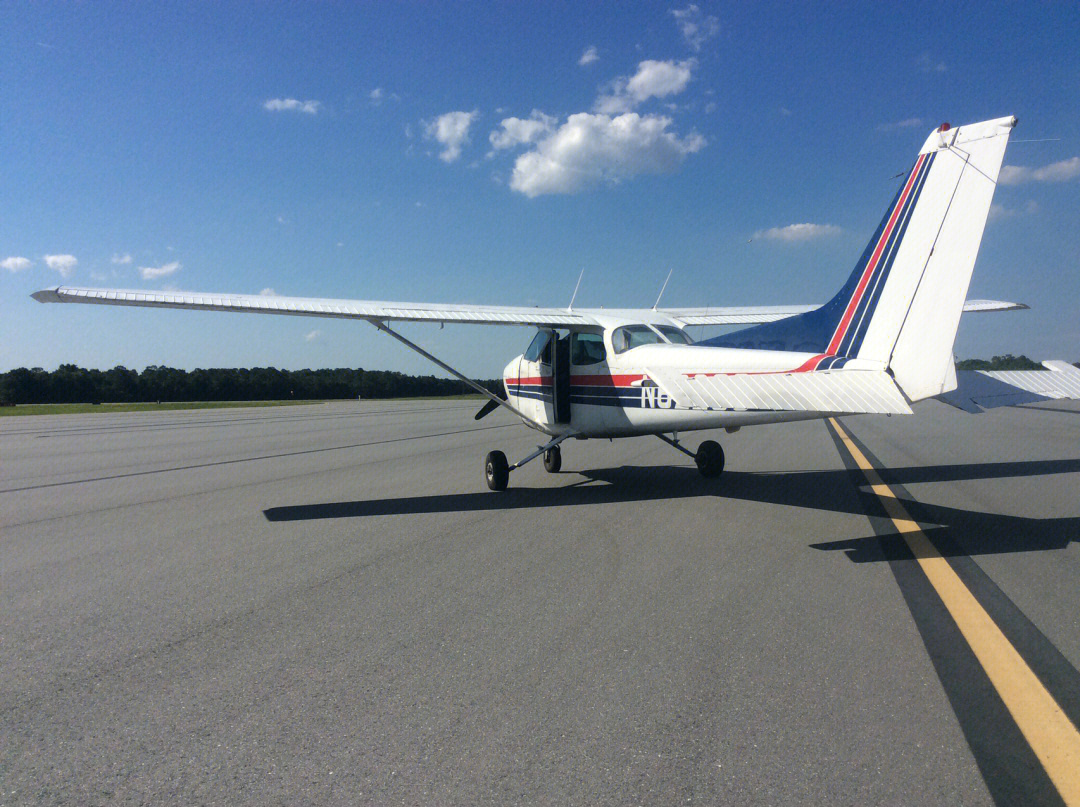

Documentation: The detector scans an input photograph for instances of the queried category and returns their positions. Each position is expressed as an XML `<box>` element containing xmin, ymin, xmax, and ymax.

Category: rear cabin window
<box><xmin>571</xmin><ymin>332</ymin><xmax>607</xmax><ymax>365</ymax></box>
<box><xmin>611</xmin><ymin>325</ymin><xmax>664</xmax><ymax>354</ymax></box>
<box><xmin>523</xmin><ymin>330</ymin><xmax>552</xmax><ymax>363</ymax></box>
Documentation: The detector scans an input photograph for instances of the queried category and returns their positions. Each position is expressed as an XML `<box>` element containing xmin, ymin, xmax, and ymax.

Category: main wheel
<box><xmin>485</xmin><ymin>450</ymin><xmax>510</xmax><ymax>491</ymax></box>
<box><xmin>543</xmin><ymin>445</ymin><xmax>562</xmax><ymax>473</ymax></box>
<box><xmin>695</xmin><ymin>440</ymin><xmax>725</xmax><ymax>478</ymax></box>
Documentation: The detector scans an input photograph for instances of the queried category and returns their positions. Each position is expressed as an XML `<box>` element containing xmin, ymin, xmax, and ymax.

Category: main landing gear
<box><xmin>484</xmin><ymin>433</ymin><xmax>725</xmax><ymax>490</ymax></box>
<box><xmin>485</xmin><ymin>434</ymin><xmax>569</xmax><ymax>491</ymax></box>
<box><xmin>656</xmin><ymin>433</ymin><xmax>725</xmax><ymax>478</ymax></box>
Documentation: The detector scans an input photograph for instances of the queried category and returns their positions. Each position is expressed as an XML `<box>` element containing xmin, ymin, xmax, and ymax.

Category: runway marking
<box><xmin>829</xmin><ymin>417</ymin><xmax>1080</xmax><ymax>806</ymax></box>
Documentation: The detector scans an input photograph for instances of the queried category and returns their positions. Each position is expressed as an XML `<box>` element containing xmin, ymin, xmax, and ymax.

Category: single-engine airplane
<box><xmin>32</xmin><ymin>115</ymin><xmax>1080</xmax><ymax>490</ymax></box>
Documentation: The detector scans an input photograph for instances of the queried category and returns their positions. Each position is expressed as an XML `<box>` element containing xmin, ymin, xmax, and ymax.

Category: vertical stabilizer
<box><xmin>703</xmin><ymin>116</ymin><xmax>1016</xmax><ymax>402</ymax></box>
<box><xmin>877</xmin><ymin>117</ymin><xmax>1016</xmax><ymax>400</ymax></box>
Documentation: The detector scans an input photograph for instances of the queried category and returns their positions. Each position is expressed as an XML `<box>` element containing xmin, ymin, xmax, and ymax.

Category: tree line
<box><xmin>0</xmin><ymin>365</ymin><xmax>500</xmax><ymax>405</ymax></box>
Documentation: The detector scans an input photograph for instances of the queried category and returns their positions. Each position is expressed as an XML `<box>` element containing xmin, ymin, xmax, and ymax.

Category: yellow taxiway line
<box><xmin>829</xmin><ymin>417</ymin><xmax>1080</xmax><ymax>805</ymax></box>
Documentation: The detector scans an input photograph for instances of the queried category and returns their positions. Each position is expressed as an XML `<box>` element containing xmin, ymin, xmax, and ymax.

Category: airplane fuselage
<box><xmin>502</xmin><ymin>315</ymin><xmax>879</xmax><ymax>438</ymax></box>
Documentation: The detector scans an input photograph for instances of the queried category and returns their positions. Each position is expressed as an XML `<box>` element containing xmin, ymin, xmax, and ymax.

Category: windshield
<box><xmin>655</xmin><ymin>325</ymin><xmax>693</xmax><ymax>345</ymax></box>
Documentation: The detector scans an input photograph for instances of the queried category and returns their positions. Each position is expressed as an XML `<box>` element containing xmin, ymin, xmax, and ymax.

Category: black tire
<box><xmin>485</xmin><ymin>450</ymin><xmax>510</xmax><ymax>491</ymax></box>
<box><xmin>695</xmin><ymin>440</ymin><xmax>725</xmax><ymax>478</ymax></box>
<box><xmin>543</xmin><ymin>446</ymin><xmax>562</xmax><ymax>473</ymax></box>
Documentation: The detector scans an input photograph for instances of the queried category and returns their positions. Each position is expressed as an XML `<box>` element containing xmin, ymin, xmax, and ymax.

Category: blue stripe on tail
<box><xmin>700</xmin><ymin>153</ymin><xmax>935</xmax><ymax>357</ymax></box>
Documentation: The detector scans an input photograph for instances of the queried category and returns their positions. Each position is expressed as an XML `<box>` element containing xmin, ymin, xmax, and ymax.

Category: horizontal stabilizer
<box><xmin>936</xmin><ymin>361</ymin><xmax>1080</xmax><ymax>411</ymax></box>
<box><xmin>662</xmin><ymin>299</ymin><xmax>1027</xmax><ymax>327</ymax></box>
<box><xmin>645</xmin><ymin>368</ymin><xmax>912</xmax><ymax>415</ymax></box>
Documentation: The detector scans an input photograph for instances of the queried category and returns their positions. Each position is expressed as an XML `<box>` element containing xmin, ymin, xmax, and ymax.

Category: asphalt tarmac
<box><xmin>2</xmin><ymin>399</ymin><xmax>1078</xmax><ymax>806</ymax></box>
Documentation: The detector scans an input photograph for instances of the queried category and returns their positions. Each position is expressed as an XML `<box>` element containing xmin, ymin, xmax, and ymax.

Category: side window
<box><xmin>571</xmin><ymin>332</ymin><xmax>606</xmax><ymax>365</ymax></box>
<box><xmin>523</xmin><ymin>330</ymin><xmax>552</xmax><ymax>363</ymax></box>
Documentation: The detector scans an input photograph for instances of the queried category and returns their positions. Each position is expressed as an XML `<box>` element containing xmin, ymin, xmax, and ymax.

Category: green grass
<box><xmin>0</xmin><ymin>400</ymin><xmax>324</xmax><ymax>416</ymax></box>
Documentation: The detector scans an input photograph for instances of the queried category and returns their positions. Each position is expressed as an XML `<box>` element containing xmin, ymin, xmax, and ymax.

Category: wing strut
<box><xmin>368</xmin><ymin>320</ymin><xmax>545</xmax><ymax>430</ymax></box>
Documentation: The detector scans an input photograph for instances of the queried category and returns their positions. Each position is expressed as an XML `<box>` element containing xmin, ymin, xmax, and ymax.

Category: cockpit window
<box><xmin>571</xmin><ymin>332</ymin><xmax>606</xmax><ymax>365</ymax></box>
<box><xmin>523</xmin><ymin>330</ymin><xmax>552</xmax><ymax>363</ymax></box>
<box><xmin>656</xmin><ymin>325</ymin><xmax>693</xmax><ymax>345</ymax></box>
<box><xmin>611</xmin><ymin>325</ymin><xmax>664</xmax><ymax>354</ymax></box>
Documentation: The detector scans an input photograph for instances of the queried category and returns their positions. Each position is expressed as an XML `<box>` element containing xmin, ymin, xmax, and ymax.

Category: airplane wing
<box><xmin>33</xmin><ymin>286</ymin><xmax>1025</xmax><ymax>330</ymax></box>
<box><xmin>659</xmin><ymin>299</ymin><xmax>1028</xmax><ymax>326</ymax></box>
<box><xmin>31</xmin><ymin>286</ymin><xmax>595</xmax><ymax>328</ymax></box>
<box><xmin>643</xmin><ymin>367</ymin><xmax>913</xmax><ymax>415</ymax></box>
<box><xmin>936</xmin><ymin>360</ymin><xmax>1080</xmax><ymax>412</ymax></box>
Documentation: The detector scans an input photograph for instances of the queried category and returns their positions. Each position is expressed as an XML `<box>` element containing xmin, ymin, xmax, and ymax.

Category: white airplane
<box><xmin>32</xmin><ymin>115</ymin><xmax>1080</xmax><ymax>490</ymax></box>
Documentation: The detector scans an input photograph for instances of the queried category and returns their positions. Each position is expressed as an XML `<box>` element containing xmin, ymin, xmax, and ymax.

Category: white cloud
<box><xmin>877</xmin><ymin>117</ymin><xmax>924</xmax><ymax>132</ymax></box>
<box><xmin>779</xmin><ymin>106</ymin><xmax>793</xmax><ymax>117</ymax></box>
<box><xmin>138</xmin><ymin>261</ymin><xmax>181</xmax><ymax>280</ymax></box>
<box><xmin>43</xmin><ymin>254</ymin><xmax>78</xmax><ymax>276</ymax></box>
<box><xmin>578</xmin><ymin>45</ymin><xmax>599</xmax><ymax>66</ymax></box>
<box><xmin>753</xmin><ymin>223</ymin><xmax>842</xmax><ymax>242</ymax></box>
<box><xmin>260</xmin><ymin>287</ymin><xmax>277</xmax><ymax>296</ymax></box>
<box><xmin>304</xmin><ymin>330</ymin><xmax>321</xmax><ymax>342</ymax></box>
<box><xmin>988</xmin><ymin>200</ymin><xmax>1039</xmax><ymax>220</ymax></box>
<box><xmin>263</xmin><ymin>98</ymin><xmax>321</xmax><ymax>114</ymax></box>
<box><xmin>424</xmin><ymin>109</ymin><xmax>479</xmax><ymax>162</ymax></box>
<box><xmin>595</xmin><ymin>59</ymin><xmax>695</xmax><ymax>115</ymax></box>
<box><xmin>917</xmin><ymin>53</ymin><xmax>947</xmax><ymax>73</ymax></box>
<box><xmin>509</xmin><ymin>112</ymin><xmax>705</xmax><ymax>197</ymax></box>
<box><xmin>111</xmin><ymin>252</ymin><xmax>132</xmax><ymax>264</ymax></box>
<box><xmin>489</xmin><ymin>110</ymin><xmax>557</xmax><ymax>150</ymax></box>
<box><xmin>999</xmin><ymin>156</ymin><xmax>1080</xmax><ymax>185</ymax></box>
<box><xmin>2</xmin><ymin>256</ymin><xmax>32</xmax><ymax>272</ymax></box>
<box><xmin>369</xmin><ymin>87</ymin><xmax>384</xmax><ymax>104</ymax></box>
<box><xmin>670</xmin><ymin>5</ymin><xmax>720</xmax><ymax>52</ymax></box>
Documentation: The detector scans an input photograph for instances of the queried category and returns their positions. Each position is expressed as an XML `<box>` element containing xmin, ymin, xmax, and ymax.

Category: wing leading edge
<box><xmin>31</xmin><ymin>286</ymin><xmax>595</xmax><ymax>328</ymax></box>
<box><xmin>33</xmin><ymin>286</ymin><xmax>1025</xmax><ymax>329</ymax></box>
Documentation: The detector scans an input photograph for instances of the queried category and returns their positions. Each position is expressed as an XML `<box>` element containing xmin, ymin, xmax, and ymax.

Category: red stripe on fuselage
<box><xmin>506</xmin><ymin>374</ymin><xmax>645</xmax><ymax>387</ymax></box>
<box><xmin>684</xmin><ymin>354</ymin><xmax>829</xmax><ymax>377</ymax></box>
<box><xmin>825</xmin><ymin>152</ymin><xmax>927</xmax><ymax>355</ymax></box>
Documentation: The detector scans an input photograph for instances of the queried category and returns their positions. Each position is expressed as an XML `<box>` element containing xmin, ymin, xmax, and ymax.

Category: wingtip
<box><xmin>31</xmin><ymin>287</ymin><xmax>63</xmax><ymax>303</ymax></box>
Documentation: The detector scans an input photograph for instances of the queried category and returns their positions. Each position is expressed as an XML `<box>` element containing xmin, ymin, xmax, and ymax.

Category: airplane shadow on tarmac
<box><xmin>263</xmin><ymin>457</ymin><xmax>1080</xmax><ymax>562</ymax></box>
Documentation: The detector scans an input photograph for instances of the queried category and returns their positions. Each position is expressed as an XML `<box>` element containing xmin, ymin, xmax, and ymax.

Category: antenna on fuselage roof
<box><xmin>652</xmin><ymin>268</ymin><xmax>674</xmax><ymax>310</ymax></box>
<box><xmin>567</xmin><ymin>267</ymin><xmax>585</xmax><ymax>311</ymax></box>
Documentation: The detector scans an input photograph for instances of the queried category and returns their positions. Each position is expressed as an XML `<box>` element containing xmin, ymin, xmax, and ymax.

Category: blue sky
<box><xmin>3</xmin><ymin>1</ymin><xmax>1078</xmax><ymax>377</ymax></box>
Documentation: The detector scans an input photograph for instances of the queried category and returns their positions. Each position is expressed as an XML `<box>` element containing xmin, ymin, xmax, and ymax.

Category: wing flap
<box><xmin>32</xmin><ymin>286</ymin><xmax>595</xmax><ymax>328</ymax></box>
<box><xmin>645</xmin><ymin>367</ymin><xmax>913</xmax><ymax>415</ymax></box>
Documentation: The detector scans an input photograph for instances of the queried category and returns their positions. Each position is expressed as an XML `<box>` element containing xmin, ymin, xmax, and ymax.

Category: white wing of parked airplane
<box><xmin>937</xmin><ymin>361</ymin><xmax>1080</xmax><ymax>412</ymax></box>
<box><xmin>32</xmin><ymin>286</ymin><xmax>1025</xmax><ymax>329</ymax></box>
